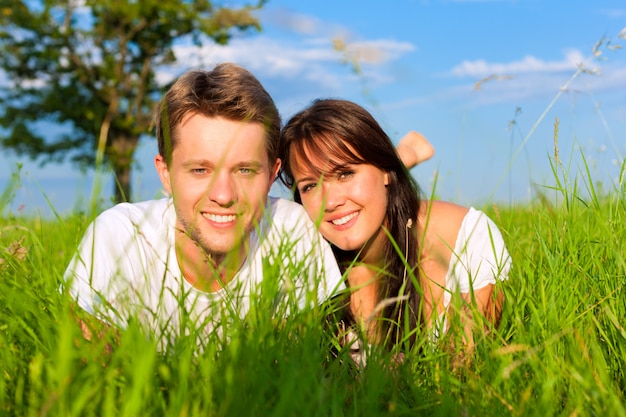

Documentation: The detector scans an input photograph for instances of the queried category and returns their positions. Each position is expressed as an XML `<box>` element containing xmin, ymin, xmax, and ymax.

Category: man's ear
<box><xmin>154</xmin><ymin>155</ymin><xmax>172</xmax><ymax>195</ymax></box>
<box><xmin>271</xmin><ymin>158</ymin><xmax>282</xmax><ymax>182</ymax></box>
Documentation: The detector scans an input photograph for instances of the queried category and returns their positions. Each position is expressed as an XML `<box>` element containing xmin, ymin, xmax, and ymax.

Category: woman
<box><xmin>279</xmin><ymin>99</ymin><xmax>511</xmax><ymax>361</ymax></box>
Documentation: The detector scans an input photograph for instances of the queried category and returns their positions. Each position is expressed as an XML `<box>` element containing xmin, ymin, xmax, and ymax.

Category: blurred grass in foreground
<box><xmin>1</xmin><ymin>147</ymin><xmax>625</xmax><ymax>417</ymax></box>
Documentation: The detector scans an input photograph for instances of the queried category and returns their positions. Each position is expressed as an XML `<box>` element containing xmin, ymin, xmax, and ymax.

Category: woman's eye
<box><xmin>338</xmin><ymin>170</ymin><xmax>354</xmax><ymax>180</ymax></box>
<box><xmin>300</xmin><ymin>183</ymin><xmax>316</xmax><ymax>193</ymax></box>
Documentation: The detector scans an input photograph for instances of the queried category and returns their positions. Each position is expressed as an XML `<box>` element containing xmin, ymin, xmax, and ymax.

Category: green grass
<box><xmin>1</xmin><ymin>152</ymin><xmax>625</xmax><ymax>416</ymax></box>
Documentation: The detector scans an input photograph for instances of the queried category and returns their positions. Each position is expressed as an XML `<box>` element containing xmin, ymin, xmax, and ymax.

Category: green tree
<box><xmin>0</xmin><ymin>0</ymin><xmax>265</xmax><ymax>203</ymax></box>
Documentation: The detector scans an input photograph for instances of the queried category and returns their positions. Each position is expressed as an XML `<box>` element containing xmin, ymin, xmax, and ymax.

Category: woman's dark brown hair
<box><xmin>279</xmin><ymin>98</ymin><xmax>424</xmax><ymax>350</ymax></box>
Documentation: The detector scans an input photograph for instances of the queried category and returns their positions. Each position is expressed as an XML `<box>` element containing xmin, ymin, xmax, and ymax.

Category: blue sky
<box><xmin>2</xmin><ymin>0</ymin><xmax>625</xmax><ymax>216</ymax></box>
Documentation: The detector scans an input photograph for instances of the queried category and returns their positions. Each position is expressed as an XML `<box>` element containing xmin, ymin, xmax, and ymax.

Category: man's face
<box><xmin>156</xmin><ymin>114</ymin><xmax>280</xmax><ymax>259</ymax></box>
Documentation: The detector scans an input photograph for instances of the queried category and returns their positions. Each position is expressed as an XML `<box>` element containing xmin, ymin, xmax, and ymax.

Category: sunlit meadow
<box><xmin>1</xmin><ymin>35</ymin><xmax>626</xmax><ymax>416</ymax></box>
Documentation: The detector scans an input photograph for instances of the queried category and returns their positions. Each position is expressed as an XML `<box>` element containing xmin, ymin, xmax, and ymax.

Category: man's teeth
<box><xmin>332</xmin><ymin>212</ymin><xmax>357</xmax><ymax>226</ymax></box>
<box><xmin>205</xmin><ymin>213</ymin><xmax>236</xmax><ymax>223</ymax></box>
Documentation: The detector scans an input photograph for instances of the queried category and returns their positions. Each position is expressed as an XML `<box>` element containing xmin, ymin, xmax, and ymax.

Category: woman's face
<box><xmin>291</xmin><ymin>147</ymin><xmax>389</xmax><ymax>255</ymax></box>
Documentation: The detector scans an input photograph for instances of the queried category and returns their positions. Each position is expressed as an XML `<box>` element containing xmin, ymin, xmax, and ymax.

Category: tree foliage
<box><xmin>0</xmin><ymin>0</ymin><xmax>265</xmax><ymax>203</ymax></box>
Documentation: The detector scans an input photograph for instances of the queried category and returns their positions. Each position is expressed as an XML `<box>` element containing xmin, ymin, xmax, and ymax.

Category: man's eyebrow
<box><xmin>181</xmin><ymin>159</ymin><xmax>213</xmax><ymax>168</ymax></box>
<box><xmin>236</xmin><ymin>160</ymin><xmax>264</xmax><ymax>167</ymax></box>
<box><xmin>180</xmin><ymin>159</ymin><xmax>265</xmax><ymax>168</ymax></box>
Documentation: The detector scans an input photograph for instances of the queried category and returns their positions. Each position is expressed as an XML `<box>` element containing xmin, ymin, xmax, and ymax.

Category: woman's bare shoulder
<box><xmin>419</xmin><ymin>200</ymin><xmax>469</xmax><ymax>224</ymax></box>
<box><xmin>418</xmin><ymin>200</ymin><xmax>469</xmax><ymax>247</ymax></box>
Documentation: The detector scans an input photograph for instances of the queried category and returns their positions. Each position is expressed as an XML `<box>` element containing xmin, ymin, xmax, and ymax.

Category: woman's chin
<box><xmin>332</xmin><ymin>240</ymin><xmax>363</xmax><ymax>253</ymax></box>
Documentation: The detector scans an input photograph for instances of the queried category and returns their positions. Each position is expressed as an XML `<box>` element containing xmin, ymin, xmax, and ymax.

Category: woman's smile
<box><xmin>329</xmin><ymin>211</ymin><xmax>359</xmax><ymax>227</ymax></box>
<box><xmin>293</xmin><ymin>161</ymin><xmax>389</xmax><ymax>252</ymax></box>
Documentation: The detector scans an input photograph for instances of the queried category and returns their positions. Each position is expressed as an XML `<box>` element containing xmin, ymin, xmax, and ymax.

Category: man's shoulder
<box><xmin>266</xmin><ymin>197</ymin><xmax>308</xmax><ymax>221</ymax></box>
<box><xmin>259</xmin><ymin>197</ymin><xmax>319</xmax><ymax>242</ymax></box>
<box><xmin>99</xmin><ymin>198</ymin><xmax>171</xmax><ymax>219</ymax></box>
<box><xmin>267</xmin><ymin>196</ymin><xmax>301</xmax><ymax>209</ymax></box>
<box><xmin>71</xmin><ymin>198</ymin><xmax>177</xmax><ymax>280</ymax></box>
<box><xmin>94</xmin><ymin>198</ymin><xmax>174</xmax><ymax>234</ymax></box>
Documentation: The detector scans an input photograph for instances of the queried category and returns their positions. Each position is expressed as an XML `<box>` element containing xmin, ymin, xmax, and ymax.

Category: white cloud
<box><xmin>260</xmin><ymin>7</ymin><xmax>348</xmax><ymax>38</ymax></box>
<box><xmin>386</xmin><ymin>54</ymin><xmax>626</xmax><ymax>111</ymax></box>
<box><xmin>444</xmin><ymin>59</ymin><xmax>626</xmax><ymax>108</ymax></box>
<box><xmin>337</xmin><ymin>39</ymin><xmax>415</xmax><ymax>64</ymax></box>
<box><xmin>599</xmin><ymin>9</ymin><xmax>626</xmax><ymax>19</ymax></box>
<box><xmin>171</xmin><ymin>36</ymin><xmax>340</xmax><ymax>81</ymax></box>
<box><xmin>262</xmin><ymin>8</ymin><xmax>328</xmax><ymax>36</ymax></box>
<box><xmin>163</xmin><ymin>31</ymin><xmax>415</xmax><ymax>93</ymax></box>
<box><xmin>449</xmin><ymin>49</ymin><xmax>586</xmax><ymax>78</ymax></box>
<box><xmin>263</xmin><ymin>8</ymin><xmax>417</xmax><ymax>80</ymax></box>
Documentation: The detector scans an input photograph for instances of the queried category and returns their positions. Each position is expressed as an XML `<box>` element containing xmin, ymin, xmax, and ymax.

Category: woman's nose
<box><xmin>322</xmin><ymin>181</ymin><xmax>345</xmax><ymax>212</ymax></box>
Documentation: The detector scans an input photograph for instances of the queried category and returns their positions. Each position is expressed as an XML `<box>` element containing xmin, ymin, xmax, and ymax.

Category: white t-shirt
<box><xmin>445</xmin><ymin>207</ymin><xmax>511</xmax><ymax>305</ymax></box>
<box><xmin>433</xmin><ymin>207</ymin><xmax>512</xmax><ymax>337</ymax></box>
<box><xmin>63</xmin><ymin>197</ymin><xmax>344</xmax><ymax>347</ymax></box>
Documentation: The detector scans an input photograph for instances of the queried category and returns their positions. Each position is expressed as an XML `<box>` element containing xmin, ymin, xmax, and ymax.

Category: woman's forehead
<box><xmin>291</xmin><ymin>144</ymin><xmax>340</xmax><ymax>175</ymax></box>
<box><xmin>292</xmin><ymin>136</ymin><xmax>361</xmax><ymax>170</ymax></box>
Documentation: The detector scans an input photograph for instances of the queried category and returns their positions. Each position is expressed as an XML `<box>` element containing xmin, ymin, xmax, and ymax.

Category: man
<box><xmin>63</xmin><ymin>63</ymin><xmax>344</xmax><ymax>348</ymax></box>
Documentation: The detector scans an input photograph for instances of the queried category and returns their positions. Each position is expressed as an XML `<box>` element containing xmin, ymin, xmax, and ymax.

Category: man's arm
<box><xmin>63</xmin><ymin>209</ymin><xmax>136</xmax><ymax>342</ymax></box>
<box><xmin>70</xmin><ymin>303</ymin><xmax>119</xmax><ymax>355</ymax></box>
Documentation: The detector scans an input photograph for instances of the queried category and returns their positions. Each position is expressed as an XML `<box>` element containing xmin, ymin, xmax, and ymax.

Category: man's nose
<box><xmin>207</xmin><ymin>172</ymin><xmax>236</xmax><ymax>206</ymax></box>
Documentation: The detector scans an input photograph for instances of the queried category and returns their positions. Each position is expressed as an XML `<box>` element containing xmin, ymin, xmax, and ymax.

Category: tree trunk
<box><xmin>113</xmin><ymin>162</ymin><xmax>132</xmax><ymax>204</ymax></box>
<box><xmin>108</xmin><ymin>133</ymin><xmax>139</xmax><ymax>204</ymax></box>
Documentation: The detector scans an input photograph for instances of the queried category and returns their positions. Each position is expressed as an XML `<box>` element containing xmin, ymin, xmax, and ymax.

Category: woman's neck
<box><xmin>356</xmin><ymin>225</ymin><xmax>389</xmax><ymax>266</ymax></box>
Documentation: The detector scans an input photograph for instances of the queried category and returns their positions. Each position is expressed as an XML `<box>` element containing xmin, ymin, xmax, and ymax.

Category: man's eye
<box><xmin>239</xmin><ymin>167</ymin><xmax>256</xmax><ymax>175</ymax></box>
<box><xmin>192</xmin><ymin>168</ymin><xmax>207</xmax><ymax>174</ymax></box>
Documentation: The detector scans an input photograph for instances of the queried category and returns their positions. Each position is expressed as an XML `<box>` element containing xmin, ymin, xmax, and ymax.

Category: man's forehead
<box><xmin>176</xmin><ymin>113</ymin><xmax>267</xmax><ymax>144</ymax></box>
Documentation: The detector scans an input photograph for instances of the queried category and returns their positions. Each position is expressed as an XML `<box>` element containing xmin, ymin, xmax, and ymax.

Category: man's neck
<box><xmin>175</xmin><ymin>236</ymin><xmax>248</xmax><ymax>293</ymax></box>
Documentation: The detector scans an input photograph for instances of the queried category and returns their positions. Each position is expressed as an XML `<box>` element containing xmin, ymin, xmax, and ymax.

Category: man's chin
<box><xmin>201</xmin><ymin>236</ymin><xmax>244</xmax><ymax>257</ymax></box>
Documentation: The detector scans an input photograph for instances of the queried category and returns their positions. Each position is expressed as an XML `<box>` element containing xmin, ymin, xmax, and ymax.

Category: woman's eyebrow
<box><xmin>327</xmin><ymin>163</ymin><xmax>351</xmax><ymax>174</ymax></box>
<box><xmin>295</xmin><ymin>169</ymin><xmax>326</xmax><ymax>186</ymax></box>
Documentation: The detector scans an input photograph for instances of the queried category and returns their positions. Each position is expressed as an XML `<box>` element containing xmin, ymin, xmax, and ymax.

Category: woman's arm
<box><xmin>444</xmin><ymin>284</ymin><xmax>504</xmax><ymax>368</ymax></box>
<box><xmin>470</xmin><ymin>283</ymin><xmax>505</xmax><ymax>327</ymax></box>
<box><xmin>420</xmin><ymin>202</ymin><xmax>510</xmax><ymax>366</ymax></box>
